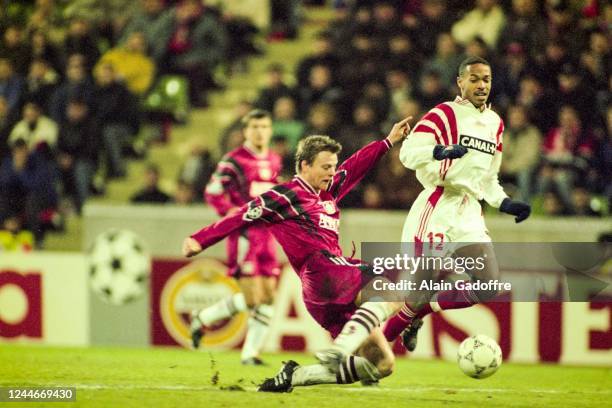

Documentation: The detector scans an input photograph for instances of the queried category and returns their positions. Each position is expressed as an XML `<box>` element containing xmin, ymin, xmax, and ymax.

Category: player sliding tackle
<box><xmin>183</xmin><ymin>117</ymin><xmax>413</xmax><ymax>392</ymax></box>
<box><xmin>383</xmin><ymin>56</ymin><xmax>531</xmax><ymax>352</ymax></box>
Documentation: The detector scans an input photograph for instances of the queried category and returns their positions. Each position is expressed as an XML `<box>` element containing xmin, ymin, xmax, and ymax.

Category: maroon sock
<box><xmin>383</xmin><ymin>304</ymin><xmax>417</xmax><ymax>341</ymax></box>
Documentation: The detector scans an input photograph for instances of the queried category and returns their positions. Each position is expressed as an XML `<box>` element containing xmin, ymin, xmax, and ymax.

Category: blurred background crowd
<box><xmin>0</xmin><ymin>0</ymin><xmax>609</xmax><ymax>249</ymax></box>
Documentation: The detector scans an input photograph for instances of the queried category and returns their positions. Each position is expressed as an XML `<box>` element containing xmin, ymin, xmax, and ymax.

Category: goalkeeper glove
<box><xmin>499</xmin><ymin>198</ymin><xmax>531</xmax><ymax>223</ymax></box>
<box><xmin>433</xmin><ymin>144</ymin><xmax>468</xmax><ymax>160</ymax></box>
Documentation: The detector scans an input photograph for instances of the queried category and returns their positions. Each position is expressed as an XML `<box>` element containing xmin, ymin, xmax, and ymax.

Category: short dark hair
<box><xmin>295</xmin><ymin>135</ymin><xmax>341</xmax><ymax>173</ymax></box>
<box><xmin>458</xmin><ymin>56</ymin><xmax>491</xmax><ymax>76</ymax></box>
<box><xmin>240</xmin><ymin>109</ymin><xmax>271</xmax><ymax>128</ymax></box>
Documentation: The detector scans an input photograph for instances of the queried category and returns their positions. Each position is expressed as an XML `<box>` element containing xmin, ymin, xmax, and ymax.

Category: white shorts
<box><xmin>401</xmin><ymin>186</ymin><xmax>491</xmax><ymax>250</ymax></box>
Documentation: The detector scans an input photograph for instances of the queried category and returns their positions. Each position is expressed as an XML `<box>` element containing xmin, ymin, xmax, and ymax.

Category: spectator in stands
<box><xmin>8</xmin><ymin>101</ymin><xmax>58</xmax><ymax>151</ymax></box>
<box><xmin>572</xmin><ymin>185</ymin><xmax>603</xmax><ymax>217</ymax></box>
<box><xmin>580</xmin><ymin>30</ymin><xmax>609</xmax><ymax>106</ymax></box>
<box><xmin>296</xmin><ymin>63</ymin><xmax>343</xmax><ymax>119</ymax></box>
<box><xmin>451</xmin><ymin>0</ymin><xmax>506</xmax><ymax>49</ymax></box>
<box><xmin>120</xmin><ymin>0</ymin><xmax>168</xmax><ymax>46</ymax></box>
<box><xmin>500</xmin><ymin>104</ymin><xmax>542</xmax><ymax>201</ymax></box>
<box><xmin>538</xmin><ymin>105</ymin><xmax>595</xmax><ymax>213</ymax></box>
<box><xmin>63</xmin><ymin>18</ymin><xmax>100</xmax><ymax>70</ymax></box>
<box><xmin>541</xmin><ymin>191</ymin><xmax>567</xmax><ymax>216</ymax></box>
<box><xmin>555</xmin><ymin>63</ymin><xmax>597</xmax><ymax>125</ymax></box>
<box><xmin>304</xmin><ymin>102</ymin><xmax>340</xmax><ymax>139</ymax></box>
<box><xmin>57</xmin><ymin>98</ymin><xmax>100</xmax><ymax>214</ymax></box>
<box><xmin>498</xmin><ymin>0</ymin><xmax>548</xmax><ymax>59</ymax></box>
<box><xmin>0</xmin><ymin>138</ymin><xmax>59</xmax><ymax>246</ymax></box>
<box><xmin>463</xmin><ymin>36</ymin><xmax>491</xmax><ymax>60</ymax></box>
<box><xmin>414</xmin><ymin>69</ymin><xmax>449</xmax><ymax>111</ymax></box>
<box><xmin>130</xmin><ymin>163</ymin><xmax>171</xmax><ymax>203</ymax></box>
<box><xmin>337</xmin><ymin>101</ymin><xmax>381</xmax><ymax>159</ymax></box>
<box><xmin>218</xmin><ymin>99</ymin><xmax>252</xmax><ymax>154</ymax></box>
<box><xmin>493</xmin><ymin>42</ymin><xmax>530</xmax><ymax>109</ymax></box>
<box><xmin>295</xmin><ymin>31</ymin><xmax>339</xmax><ymax>88</ymax></box>
<box><xmin>0</xmin><ymin>96</ymin><xmax>17</xmax><ymax>161</ymax></box>
<box><xmin>255</xmin><ymin>63</ymin><xmax>294</xmax><ymax>113</ymax></box>
<box><xmin>403</xmin><ymin>0</ymin><xmax>453</xmax><ymax>58</ymax></box>
<box><xmin>0</xmin><ymin>57</ymin><xmax>25</xmax><ymax>118</ymax></box>
<box><xmin>29</xmin><ymin>30</ymin><xmax>62</xmax><ymax>75</ymax></box>
<box><xmin>173</xmin><ymin>179</ymin><xmax>195</xmax><ymax>205</ymax></box>
<box><xmin>96</xmin><ymin>31</ymin><xmax>155</xmax><ymax>96</ymax></box>
<box><xmin>26</xmin><ymin>0</ymin><xmax>64</xmax><ymax>41</ymax></box>
<box><xmin>272</xmin><ymin>96</ymin><xmax>305</xmax><ymax>152</ymax></box>
<box><xmin>177</xmin><ymin>144</ymin><xmax>215</xmax><ymax>197</ymax></box>
<box><xmin>371</xmin><ymin>1</ymin><xmax>403</xmax><ymax>44</ymax></box>
<box><xmin>336</xmin><ymin>29</ymin><xmax>380</xmax><ymax>89</ymax></box>
<box><xmin>0</xmin><ymin>216</ymin><xmax>34</xmax><ymax>251</ymax></box>
<box><xmin>385</xmin><ymin>30</ymin><xmax>422</xmax><ymax>80</ymax></box>
<box><xmin>49</xmin><ymin>54</ymin><xmax>93</xmax><ymax>124</ymax></box>
<box><xmin>152</xmin><ymin>0</ymin><xmax>228</xmax><ymax>107</ymax></box>
<box><xmin>516</xmin><ymin>75</ymin><xmax>556</xmax><ymax>134</ymax></box>
<box><xmin>537</xmin><ymin>40</ymin><xmax>573</xmax><ymax>89</ymax></box>
<box><xmin>385</xmin><ymin>67</ymin><xmax>413</xmax><ymax>122</ymax></box>
<box><xmin>24</xmin><ymin>58</ymin><xmax>58</xmax><ymax>110</ymax></box>
<box><xmin>0</xmin><ymin>25</ymin><xmax>31</xmax><ymax>75</ymax></box>
<box><xmin>361</xmin><ymin>183</ymin><xmax>384</xmax><ymax>209</ymax></box>
<box><xmin>359</xmin><ymin>81</ymin><xmax>390</xmax><ymax>125</ymax></box>
<box><xmin>373</xmin><ymin>146</ymin><xmax>421</xmax><ymax>209</ymax></box>
<box><xmin>423</xmin><ymin>32</ymin><xmax>463</xmax><ymax>93</ymax></box>
<box><xmin>92</xmin><ymin>62</ymin><xmax>140</xmax><ymax>179</ymax></box>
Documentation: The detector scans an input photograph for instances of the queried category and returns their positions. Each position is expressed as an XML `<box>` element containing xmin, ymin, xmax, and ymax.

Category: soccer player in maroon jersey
<box><xmin>183</xmin><ymin>117</ymin><xmax>412</xmax><ymax>392</ymax></box>
<box><xmin>190</xmin><ymin>110</ymin><xmax>283</xmax><ymax>365</ymax></box>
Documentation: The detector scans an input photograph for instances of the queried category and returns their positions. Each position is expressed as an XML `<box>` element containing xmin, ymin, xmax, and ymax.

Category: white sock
<box><xmin>198</xmin><ymin>293</ymin><xmax>247</xmax><ymax>326</ymax></box>
<box><xmin>291</xmin><ymin>364</ymin><xmax>337</xmax><ymax>386</ymax></box>
<box><xmin>241</xmin><ymin>303</ymin><xmax>274</xmax><ymax>360</ymax></box>
<box><xmin>336</xmin><ymin>355</ymin><xmax>381</xmax><ymax>384</ymax></box>
<box><xmin>332</xmin><ymin>302</ymin><xmax>395</xmax><ymax>356</ymax></box>
<box><xmin>292</xmin><ymin>356</ymin><xmax>381</xmax><ymax>386</ymax></box>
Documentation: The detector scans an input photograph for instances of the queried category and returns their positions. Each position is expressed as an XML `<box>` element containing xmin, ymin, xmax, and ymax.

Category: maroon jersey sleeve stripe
<box><xmin>422</xmin><ymin>110</ymin><xmax>449</xmax><ymax>145</ymax></box>
<box><xmin>413</xmin><ymin>124</ymin><xmax>442</xmax><ymax>144</ymax></box>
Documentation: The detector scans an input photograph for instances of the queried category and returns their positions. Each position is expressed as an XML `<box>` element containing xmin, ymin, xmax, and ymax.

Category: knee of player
<box><xmin>376</xmin><ymin>356</ymin><xmax>395</xmax><ymax>378</ymax></box>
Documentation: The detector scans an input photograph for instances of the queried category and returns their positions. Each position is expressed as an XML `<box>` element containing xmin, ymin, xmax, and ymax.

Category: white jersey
<box><xmin>399</xmin><ymin>96</ymin><xmax>507</xmax><ymax>208</ymax></box>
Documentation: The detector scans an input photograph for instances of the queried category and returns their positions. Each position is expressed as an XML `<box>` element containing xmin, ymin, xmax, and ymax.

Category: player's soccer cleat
<box><xmin>315</xmin><ymin>349</ymin><xmax>344</xmax><ymax>374</ymax></box>
<box><xmin>257</xmin><ymin>360</ymin><xmax>299</xmax><ymax>393</ymax></box>
<box><xmin>241</xmin><ymin>357</ymin><xmax>267</xmax><ymax>366</ymax></box>
<box><xmin>400</xmin><ymin>317</ymin><xmax>423</xmax><ymax>352</ymax></box>
<box><xmin>190</xmin><ymin>310</ymin><xmax>204</xmax><ymax>349</ymax></box>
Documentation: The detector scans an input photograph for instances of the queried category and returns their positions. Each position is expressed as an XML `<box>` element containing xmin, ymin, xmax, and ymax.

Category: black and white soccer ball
<box><xmin>457</xmin><ymin>334</ymin><xmax>502</xmax><ymax>379</ymax></box>
<box><xmin>88</xmin><ymin>229</ymin><xmax>150</xmax><ymax>305</ymax></box>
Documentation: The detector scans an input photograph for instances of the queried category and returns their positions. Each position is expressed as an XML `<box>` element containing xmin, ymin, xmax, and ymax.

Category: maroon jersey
<box><xmin>204</xmin><ymin>145</ymin><xmax>282</xmax><ymax>216</ymax></box>
<box><xmin>191</xmin><ymin>139</ymin><xmax>393</xmax><ymax>273</ymax></box>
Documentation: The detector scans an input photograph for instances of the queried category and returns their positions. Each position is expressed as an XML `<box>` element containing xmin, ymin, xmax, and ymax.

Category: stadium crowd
<box><xmin>0</xmin><ymin>0</ymin><xmax>609</xmax><ymax>249</ymax></box>
<box><xmin>0</xmin><ymin>0</ymin><xmax>263</xmax><ymax>248</ymax></box>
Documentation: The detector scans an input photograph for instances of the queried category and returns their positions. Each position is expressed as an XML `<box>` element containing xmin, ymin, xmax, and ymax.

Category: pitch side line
<box><xmin>4</xmin><ymin>383</ymin><xmax>611</xmax><ymax>396</ymax></box>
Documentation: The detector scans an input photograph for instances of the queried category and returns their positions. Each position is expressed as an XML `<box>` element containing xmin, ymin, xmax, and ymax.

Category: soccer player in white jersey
<box><xmin>382</xmin><ymin>56</ymin><xmax>532</xmax><ymax>349</ymax></box>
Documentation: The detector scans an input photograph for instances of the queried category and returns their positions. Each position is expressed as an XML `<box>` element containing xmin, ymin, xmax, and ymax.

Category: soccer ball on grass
<box><xmin>457</xmin><ymin>334</ymin><xmax>502</xmax><ymax>379</ymax></box>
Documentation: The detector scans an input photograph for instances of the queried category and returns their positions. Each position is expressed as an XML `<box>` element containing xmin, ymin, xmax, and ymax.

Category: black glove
<box><xmin>499</xmin><ymin>198</ymin><xmax>531</xmax><ymax>223</ymax></box>
<box><xmin>433</xmin><ymin>144</ymin><xmax>468</xmax><ymax>160</ymax></box>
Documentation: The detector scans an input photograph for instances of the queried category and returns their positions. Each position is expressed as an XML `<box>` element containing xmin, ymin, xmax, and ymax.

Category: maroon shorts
<box><xmin>226</xmin><ymin>225</ymin><xmax>280</xmax><ymax>278</ymax></box>
<box><xmin>300</xmin><ymin>251</ymin><xmax>375</xmax><ymax>338</ymax></box>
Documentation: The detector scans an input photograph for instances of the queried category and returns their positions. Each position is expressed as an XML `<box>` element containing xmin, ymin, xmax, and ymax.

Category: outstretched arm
<box><xmin>183</xmin><ymin>185</ymin><xmax>299</xmax><ymax>257</ymax></box>
<box><xmin>328</xmin><ymin>117</ymin><xmax>412</xmax><ymax>201</ymax></box>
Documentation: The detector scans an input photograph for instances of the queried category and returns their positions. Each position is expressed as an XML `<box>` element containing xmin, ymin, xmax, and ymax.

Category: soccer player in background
<box><xmin>190</xmin><ymin>109</ymin><xmax>283</xmax><ymax>365</ymax></box>
<box><xmin>383</xmin><ymin>56</ymin><xmax>531</xmax><ymax>351</ymax></box>
<box><xmin>183</xmin><ymin>117</ymin><xmax>412</xmax><ymax>392</ymax></box>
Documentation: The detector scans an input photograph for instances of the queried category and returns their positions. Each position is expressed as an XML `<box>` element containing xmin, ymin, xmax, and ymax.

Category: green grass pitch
<box><xmin>1</xmin><ymin>345</ymin><xmax>610</xmax><ymax>407</ymax></box>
